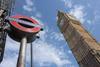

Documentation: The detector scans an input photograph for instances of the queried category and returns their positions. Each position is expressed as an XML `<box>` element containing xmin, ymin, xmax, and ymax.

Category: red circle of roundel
<box><xmin>10</xmin><ymin>15</ymin><xmax>41</xmax><ymax>33</ymax></box>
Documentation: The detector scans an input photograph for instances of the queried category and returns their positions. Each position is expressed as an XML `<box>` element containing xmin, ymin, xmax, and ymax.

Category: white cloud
<box><xmin>23</xmin><ymin>0</ymin><xmax>33</xmax><ymax>12</ymax></box>
<box><xmin>93</xmin><ymin>11</ymin><xmax>100</xmax><ymax>24</ymax></box>
<box><xmin>61</xmin><ymin>0</ymin><xmax>72</xmax><ymax>8</ymax></box>
<box><xmin>23</xmin><ymin>0</ymin><xmax>43</xmax><ymax>18</ymax></box>
<box><xmin>31</xmin><ymin>27</ymin><xmax>72</xmax><ymax>67</ymax></box>
<box><xmin>69</xmin><ymin>5</ymin><xmax>86</xmax><ymax>23</ymax></box>
<box><xmin>0</xmin><ymin>36</ymin><xmax>19</xmax><ymax>67</ymax></box>
<box><xmin>61</xmin><ymin>0</ymin><xmax>87</xmax><ymax>24</ymax></box>
<box><xmin>23</xmin><ymin>5</ymin><xmax>33</xmax><ymax>12</ymax></box>
<box><xmin>0</xmin><ymin>57</ymin><xmax>17</xmax><ymax>67</ymax></box>
<box><xmin>68</xmin><ymin>50</ymin><xmax>72</xmax><ymax>54</ymax></box>
<box><xmin>26</xmin><ymin>0</ymin><xmax>33</xmax><ymax>6</ymax></box>
<box><xmin>35</xmin><ymin>12</ymin><xmax>42</xmax><ymax>18</ymax></box>
<box><xmin>50</xmin><ymin>32</ymin><xmax>64</xmax><ymax>41</ymax></box>
<box><xmin>33</xmin><ymin>40</ymin><xmax>72</xmax><ymax>67</ymax></box>
<box><xmin>65</xmin><ymin>1</ymin><xmax>72</xmax><ymax>8</ymax></box>
<box><xmin>36</xmin><ymin>27</ymin><xmax>48</xmax><ymax>42</ymax></box>
<box><xmin>87</xmin><ymin>20</ymin><xmax>92</xmax><ymax>24</ymax></box>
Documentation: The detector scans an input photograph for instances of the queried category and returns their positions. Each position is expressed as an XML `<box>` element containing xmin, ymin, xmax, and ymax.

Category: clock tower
<box><xmin>57</xmin><ymin>11</ymin><xmax>100</xmax><ymax>67</ymax></box>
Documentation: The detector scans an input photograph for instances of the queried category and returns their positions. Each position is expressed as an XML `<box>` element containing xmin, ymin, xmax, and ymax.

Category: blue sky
<box><xmin>0</xmin><ymin>0</ymin><xmax>100</xmax><ymax>67</ymax></box>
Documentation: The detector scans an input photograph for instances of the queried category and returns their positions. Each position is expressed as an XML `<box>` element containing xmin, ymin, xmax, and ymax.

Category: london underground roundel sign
<box><xmin>9</xmin><ymin>15</ymin><xmax>41</xmax><ymax>33</ymax></box>
<box><xmin>7</xmin><ymin>15</ymin><xmax>42</xmax><ymax>43</ymax></box>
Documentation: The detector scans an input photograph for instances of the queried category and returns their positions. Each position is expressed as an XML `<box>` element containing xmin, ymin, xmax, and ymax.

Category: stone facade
<box><xmin>57</xmin><ymin>11</ymin><xmax>100</xmax><ymax>67</ymax></box>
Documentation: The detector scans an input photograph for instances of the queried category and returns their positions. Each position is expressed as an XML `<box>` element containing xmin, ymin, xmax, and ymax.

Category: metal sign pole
<box><xmin>30</xmin><ymin>43</ymin><xmax>33</xmax><ymax>67</ymax></box>
<box><xmin>17</xmin><ymin>37</ymin><xmax>27</xmax><ymax>67</ymax></box>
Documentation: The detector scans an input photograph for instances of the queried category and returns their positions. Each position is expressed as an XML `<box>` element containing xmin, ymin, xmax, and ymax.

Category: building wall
<box><xmin>0</xmin><ymin>0</ymin><xmax>15</xmax><ymax>16</ymax></box>
<box><xmin>57</xmin><ymin>11</ymin><xmax>100</xmax><ymax>67</ymax></box>
<box><xmin>0</xmin><ymin>0</ymin><xmax>15</xmax><ymax>62</ymax></box>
